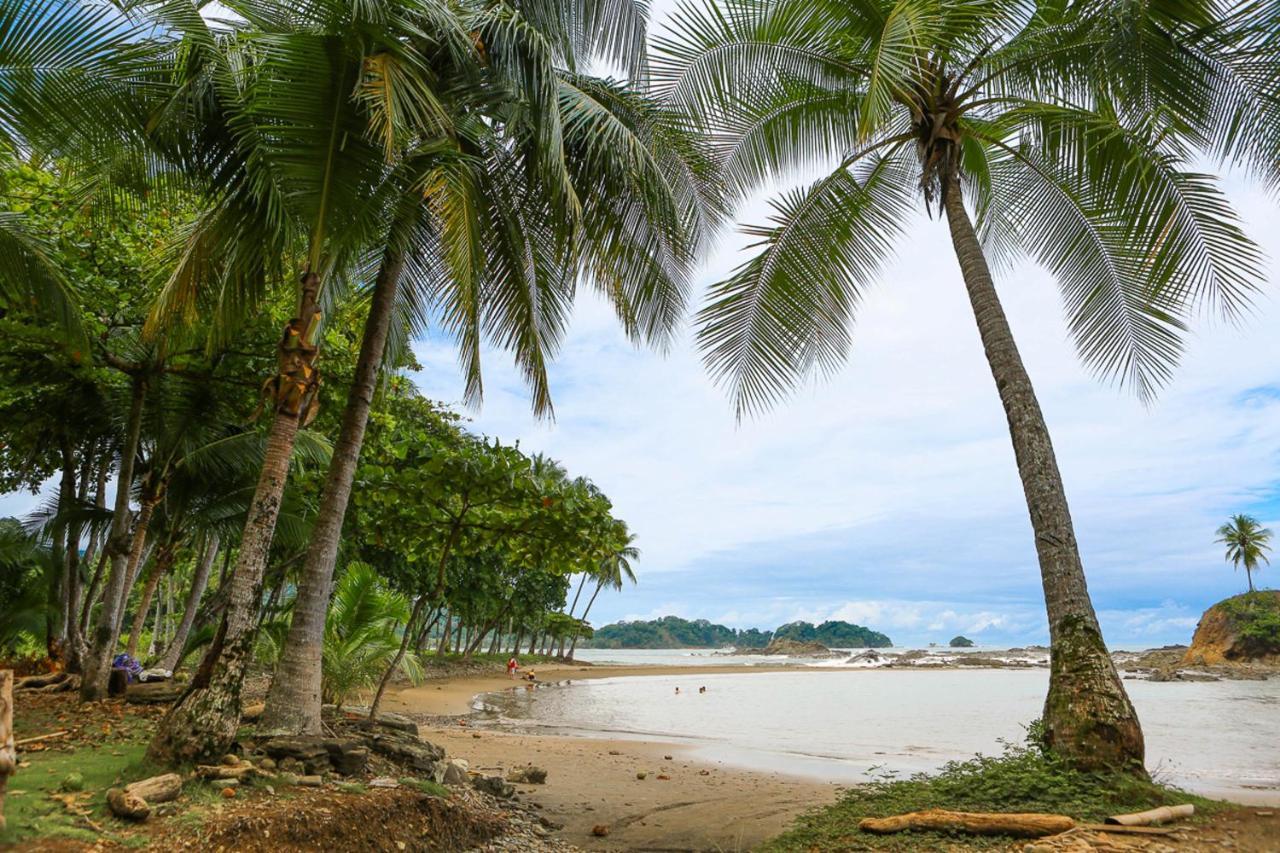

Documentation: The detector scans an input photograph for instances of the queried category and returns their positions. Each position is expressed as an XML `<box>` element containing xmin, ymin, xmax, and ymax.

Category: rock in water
<box><xmin>1183</xmin><ymin>591</ymin><xmax>1280</xmax><ymax>665</ymax></box>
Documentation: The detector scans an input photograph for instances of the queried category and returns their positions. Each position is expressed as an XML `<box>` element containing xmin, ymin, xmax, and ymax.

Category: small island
<box><xmin>949</xmin><ymin>635</ymin><xmax>976</xmax><ymax>648</ymax></box>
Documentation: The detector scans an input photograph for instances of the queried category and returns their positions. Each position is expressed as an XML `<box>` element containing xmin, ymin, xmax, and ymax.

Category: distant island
<box><xmin>580</xmin><ymin>615</ymin><xmax>892</xmax><ymax>649</ymax></box>
<box><xmin>949</xmin><ymin>635</ymin><xmax>975</xmax><ymax>647</ymax></box>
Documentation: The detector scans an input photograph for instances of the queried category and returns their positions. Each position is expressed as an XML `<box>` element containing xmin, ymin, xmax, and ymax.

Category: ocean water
<box><xmin>478</xmin><ymin>667</ymin><xmax>1280</xmax><ymax>805</ymax></box>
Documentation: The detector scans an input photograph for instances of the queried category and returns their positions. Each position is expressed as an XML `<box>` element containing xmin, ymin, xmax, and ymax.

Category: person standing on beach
<box><xmin>507</xmin><ymin>657</ymin><xmax>519</xmax><ymax>679</ymax></box>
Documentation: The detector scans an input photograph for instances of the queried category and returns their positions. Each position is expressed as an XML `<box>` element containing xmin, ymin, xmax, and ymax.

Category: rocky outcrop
<box><xmin>756</xmin><ymin>638</ymin><xmax>833</xmax><ymax>657</ymax></box>
<box><xmin>1183</xmin><ymin>591</ymin><xmax>1280</xmax><ymax>666</ymax></box>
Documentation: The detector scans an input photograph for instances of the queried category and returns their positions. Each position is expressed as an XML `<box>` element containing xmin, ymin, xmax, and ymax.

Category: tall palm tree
<box><xmin>1216</xmin><ymin>514</ymin><xmax>1272</xmax><ymax>594</ymax></box>
<box><xmin>655</xmin><ymin>0</ymin><xmax>1275</xmax><ymax>771</ymax></box>
<box><xmin>139</xmin><ymin>0</ymin><xmax>477</xmax><ymax>762</ymax></box>
<box><xmin>568</xmin><ymin>527</ymin><xmax>637</xmax><ymax>658</ymax></box>
<box><xmin>257</xmin><ymin>0</ymin><xmax>721</xmax><ymax>737</ymax></box>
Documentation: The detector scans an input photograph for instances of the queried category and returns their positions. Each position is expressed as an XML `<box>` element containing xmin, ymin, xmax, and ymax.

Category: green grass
<box><xmin>763</xmin><ymin>727</ymin><xmax>1224</xmax><ymax>851</ymax></box>
<box><xmin>398</xmin><ymin>777</ymin><xmax>449</xmax><ymax>797</ymax></box>
<box><xmin>0</xmin><ymin>741</ymin><xmax>149</xmax><ymax>846</ymax></box>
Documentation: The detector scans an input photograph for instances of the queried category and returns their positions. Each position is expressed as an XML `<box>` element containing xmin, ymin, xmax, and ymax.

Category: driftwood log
<box><xmin>124</xmin><ymin>681</ymin><xmax>183</xmax><ymax>705</ymax></box>
<box><xmin>1</xmin><ymin>671</ymin><xmax>14</xmax><ymax>832</ymax></box>
<box><xmin>107</xmin><ymin>787</ymin><xmax>151</xmax><ymax>820</ymax></box>
<box><xmin>14</xmin><ymin>671</ymin><xmax>69</xmax><ymax>690</ymax></box>
<box><xmin>124</xmin><ymin>773</ymin><xmax>183</xmax><ymax>804</ymax></box>
<box><xmin>195</xmin><ymin>763</ymin><xmax>256</xmax><ymax>780</ymax></box>
<box><xmin>1106</xmin><ymin>804</ymin><xmax>1194</xmax><ymax>826</ymax></box>
<box><xmin>859</xmin><ymin>809</ymin><xmax>1075</xmax><ymax>838</ymax></box>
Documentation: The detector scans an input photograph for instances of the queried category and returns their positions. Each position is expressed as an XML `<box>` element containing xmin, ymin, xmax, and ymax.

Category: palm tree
<box><xmin>568</xmin><ymin>527</ymin><xmax>638</xmax><ymax>659</ymax></box>
<box><xmin>655</xmin><ymin>0</ymin><xmax>1275</xmax><ymax>771</ymax></box>
<box><xmin>139</xmin><ymin>0</ymin><xmax>476</xmax><ymax>762</ymax></box>
<box><xmin>1216</xmin><ymin>515</ymin><xmax>1272</xmax><ymax>594</ymax></box>
<box><xmin>257</xmin><ymin>0</ymin><xmax>721</xmax><ymax>737</ymax></box>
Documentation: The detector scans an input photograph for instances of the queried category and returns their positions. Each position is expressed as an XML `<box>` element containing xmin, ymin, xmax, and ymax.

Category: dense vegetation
<box><xmin>1218</xmin><ymin>592</ymin><xmax>1280</xmax><ymax>655</ymax></box>
<box><xmin>581</xmin><ymin>616</ymin><xmax>890</xmax><ymax>649</ymax></box>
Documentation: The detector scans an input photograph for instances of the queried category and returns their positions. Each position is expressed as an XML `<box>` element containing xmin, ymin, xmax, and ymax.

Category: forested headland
<box><xmin>581</xmin><ymin>616</ymin><xmax>892</xmax><ymax>649</ymax></box>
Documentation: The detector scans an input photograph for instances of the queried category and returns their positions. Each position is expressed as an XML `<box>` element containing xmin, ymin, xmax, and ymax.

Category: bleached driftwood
<box><xmin>1</xmin><ymin>671</ymin><xmax>15</xmax><ymax>832</ymax></box>
<box><xmin>14</xmin><ymin>730</ymin><xmax>69</xmax><ymax>746</ymax></box>
<box><xmin>1105</xmin><ymin>804</ymin><xmax>1194</xmax><ymax>826</ymax></box>
<box><xmin>859</xmin><ymin>808</ymin><xmax>1075</xmax><ymax>838</ymax></box>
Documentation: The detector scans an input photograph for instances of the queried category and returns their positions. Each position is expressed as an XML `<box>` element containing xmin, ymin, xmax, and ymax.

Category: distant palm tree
<box><xmin>1216</xmin><ymin>515</ymin><xmax>1272</xmax><ymax>594</ymax></box>
<box><xmin>568</xmin><ymin>529</ymin><xmax>638</xmax><ymax>658</ymax></box>
<box><xmin>655</xmin><ymin>0</ymin><xmax>1277</xmax><ymax>772</ymax></box>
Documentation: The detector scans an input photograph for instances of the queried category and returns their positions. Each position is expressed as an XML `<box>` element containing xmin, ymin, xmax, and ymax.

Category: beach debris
<box><xmin>106</xmin><ymin>787</ymin><xmax>151</xmax><ymax>821</ymax></box>
<box><xmin>635</xmin><ymin>771</ymin><xmax>647</xmax><ymax>780</ymax></box>
<box><xmin>656</xmin><ymin>774</ymin><xmax>671</xmax><ymax>781</ymax></box>
<box><xmin>859</xmin><ymin>809</ymin><xmax>1075</xmax><ymax>838</ymax></box>
<box><xmin>221</xmin><ymin>786</ymin><xmax>237</xmax><ymax>798</ymax></box>
<box><xmin>58</xmin><ymin>772</ymin><xmax>85</xmax><ymax>792</ymax></box>
<box><xmin>591</xmin><ymin>823</ymin><xmax>610</xmax><ymax>837</ymax></box>
<box><xmin>296</xmin><ymin>775</ymin><xmax>324</xmax><ymax>787</ymax></box>
<box><xmin>505</xmin><ymin>765</ymin><xmax>547</xmax><ymax>784</ymax></box>
<box><xmin>369</xmin><ymin>776</ymin><xmax>401</xmax><ymax>788</ymax></box>
<box><xmin>1105</xmin><ymin>804</ymin><xmax>1194</xmax><ymax>826</ymax></box>
<box><xmin>196</xmin><ymin>762</ymin><xmax>257</xmax><ymax>781</ymax></box>
<box><xmin>698</xmin><ymin>769</ymin><xmax>711</xmax><ymax>776</ymax></box>
<box><xmin>608</xmin><ymin>750</ymin><xmax>621</xmax><ymax>755</ymax></box>
<box><xmin>1256</xmin><ymin>811</ymin><xmax>1273</xmax><ymax>817</ymax></box>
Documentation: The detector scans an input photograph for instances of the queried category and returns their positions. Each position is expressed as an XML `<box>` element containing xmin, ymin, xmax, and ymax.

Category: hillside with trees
<box><xmin>581</xmin><ymin>617</ymin><xmax>890</xmax><ymax>649</ymax></box>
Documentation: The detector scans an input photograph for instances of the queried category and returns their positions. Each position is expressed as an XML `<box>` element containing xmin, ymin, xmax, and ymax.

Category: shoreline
<box><xmin>385</xmin><ymin>664</ymin><xmax>845</xmax><ymax>850</ymax></box>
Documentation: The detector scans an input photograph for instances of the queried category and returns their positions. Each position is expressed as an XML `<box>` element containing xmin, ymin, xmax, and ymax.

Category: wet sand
<box><xmin>384</xmin><ymin>664</ymin><xmax>840</xmax><ymax>850</ymax></box>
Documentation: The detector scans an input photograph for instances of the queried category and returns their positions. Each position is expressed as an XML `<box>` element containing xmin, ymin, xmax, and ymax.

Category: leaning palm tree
<box><xmin>1216</xmin><ymin>514</ymin><xmax>1272</xmax><ymax>594</ymax></box>
<box><xmin>655</xmin><ymin>0</ymin><xmax>1275</xmax><ymax>771</ymax></box>
<box><xmin>568</xmin><ymin>527</ymin><xmax>638</xmax><ymax>659</ymax></box>
<box><xmin>257</xmin><ymin>0</ymin><xmax>721</xmax><ymax>737</ymax></box>
<box><xmin>139</xmin><ymin>0</ymin><xmax>477</xmax><ymax>762</ymax></box>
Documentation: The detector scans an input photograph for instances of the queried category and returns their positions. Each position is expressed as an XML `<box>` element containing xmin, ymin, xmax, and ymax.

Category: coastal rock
<box><xmin>757</xmin><ymin>638</ymin><xmax>833</xmax><ymax>657</ymax></box>
<box><xmin>473</xmin><ymin>775</ymin><xmax>515</xmax><ymax>799</ymax></box>
<box><xmin>505</xmin><ymin>765</ymin><xmax>547</xmax><ymax>784</ymax></box>
<box><xmin>363</xmin><ymin>731</ymin><xmax>446</xmax><ymax>773</ymax></box>
<box><xmin>442</xmin><ymin>759</ymin><xmax>470</xmax><ymax>785</ymax></box>
<box><xmin>1183</xmin><ymin>591</ymin><xmax>1280</xmax><ymax>666</ymax></box>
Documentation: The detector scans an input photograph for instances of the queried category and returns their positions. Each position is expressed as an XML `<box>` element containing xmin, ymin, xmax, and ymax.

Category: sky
<box><xmin>407</xmin><ymin>164</ymin><xmax>1280</xmax><ymax>648</ymax></box>
<box><xmin>3</xmin><ymin>7</ymin><xmax>1277</xmax><ymax>650</ymax></box>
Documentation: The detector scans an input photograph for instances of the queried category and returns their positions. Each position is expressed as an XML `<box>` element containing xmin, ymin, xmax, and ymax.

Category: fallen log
<box><xmin>106</xmin><ymin>787</ymin><xmax>150</xmax><ymax>821</ymax></box>
<box><xmin>14</xmin><ymin>672</ymin><xmax>69</xmax><ymax>690</ymax></box>
<box><xmin>859</xmin><ymin>809</ymin><xmax>1075</xmax><ymax>838</ymax></box>
<box><xmin>124</xmin><ymin>681</ymin><xmax>183</xmax><ymax>705</ymax></box>
<box><xmin>195</xmin><ymin>763</ymin><xmax>256</xmax><ymax>781</ymax></box>
<box><xmin>1105</xmin><ymin>804</ymin><xmax>1194</xmax><ymax>826</ymax></box>
<box><xmin>123</xmin><ymin>773</ymin><xmax>182</xmax><ymax>804</ymax></box>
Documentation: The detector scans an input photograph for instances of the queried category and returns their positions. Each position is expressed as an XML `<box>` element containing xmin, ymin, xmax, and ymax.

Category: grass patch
<box><xmin>0</xmin><ymin>741</ymin><xmax>148</xmax><ymax>846</ymax></box>
<box><xmin>335</xmin><ymin>781</ymin><xmax>367</xmax><ymax>794</ymax></box>
<box><xmin>398</xmin><ymin>777</ymin><xmax>449</xmax><ymax>797</ymax></box>
<box><xmin>763</xmin><ymin>725</ymin><xmax>1224</xmax><ymax>851</ymax></box>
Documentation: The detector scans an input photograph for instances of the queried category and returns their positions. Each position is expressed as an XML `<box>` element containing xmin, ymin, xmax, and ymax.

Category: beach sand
<box><xmin>384</xmin><ymin>664</ymin><xmax>841</xmax><ymax>851</ymax></box>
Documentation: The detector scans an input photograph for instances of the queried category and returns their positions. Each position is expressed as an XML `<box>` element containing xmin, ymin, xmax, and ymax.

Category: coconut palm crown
<box><xmin>1216</xmin><ymin>514</ymin><xmax>1273</xmax><ymax>593</ymax></box>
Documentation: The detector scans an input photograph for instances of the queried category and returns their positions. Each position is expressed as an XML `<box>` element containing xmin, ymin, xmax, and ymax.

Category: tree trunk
<box><xmin>368</xmin><ymin>595</ymin><xmax>428</xmax><ymax>720</ymax></box>
<box><xmin>111</xmin><ymin>502</ymin><xmax>158</xmax><ymax>642</ymax></box>
<box><xmin>1246</xmin><ymin>567</ymin><xmax>1255</xmax><ymax>593</ymax></box>
<box><xmin>942</xmin><ymin>180</ymin><xmax>1144</xmax><ymax>773</ymax></box>
<box><xmin>0</xmin><ymin>669</ymin><xmax>13</xmax><ymax>832</ymax></box>
<box><xmin>146</xmin><ymin>409</ymin><xmax>301</xmax><ymax>764</ymax></box>
<box><xmin>260</xmin><ymin>250</ymin><xmax>404</xmax><ymax>737</ymax></box>
<box><xmin>146</xmin><ymin>273</ymin><xmax>322</xmax><ymax>764</ymax></box>
<box><xmin>127</xmin><ymin>543</ymin><xmax>175</xmax><ymax>659</ymax></box>
<box><xmin>438</xmin><ymin>614</ymin><xmax>452</xmax><ymax>655</ymax></box>
<box><xmin>569</xmin><ymin>581</ymin><xmax>605</xmax><ymax>659</ymax></box>
<box><xmin>159</xmin><ymin>534</ymin><xmax>219</xmax><ymax>672</ymax></box>
<box><xmin>81</xmin><ymin>378</ymin><xmax>146</xmax><ymax>701</ymax></box>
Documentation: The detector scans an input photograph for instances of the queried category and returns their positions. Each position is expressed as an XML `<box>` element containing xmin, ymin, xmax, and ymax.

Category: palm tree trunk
<box><xmin>159</xmin><ymin>534</ymin><xmax>219</xmax><ymax>672</ymax></box>
<box><xmin>81</xmin><ymin>378</ymin><xmax>146</xmax><ymax>701</ymax></box>
<box><xmin>112</xmin><ymin>509</ymin><xmax>158</xmax><ymax>640</ymax></box>
<box><xmin>367</xmin><ymin>594</ymin><xmax>428</xmax><ymax>720</ymax></box>
<box><xmin>261</xmin><ymin>248</ymin><xmax>405</xmax><ymax>737</ymax></box>
<box><xmin>942</xmin><ymin>180</ymin><xmax>1144</xmax><ymax>773</ymax></box>
<box><xmin>147</xmin><ymin>274</ymin><xmax>322</xmax><ymax>764</ymax></box>
<box><xmin>126</xmin><ymin>543</ymin><xmax>175</xmax><ymax>659</ymax></box>
<box><xmin>1246</xmin><ymin>567</ymin><xmax>1255</xmax><ymax>593</ymax></box>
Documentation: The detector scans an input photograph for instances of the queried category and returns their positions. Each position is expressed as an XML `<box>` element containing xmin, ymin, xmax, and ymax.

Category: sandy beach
<box><xmin>384</xmin><ymin>664</ymin><xmax>841</xmax><ymax>850</ymax></box>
